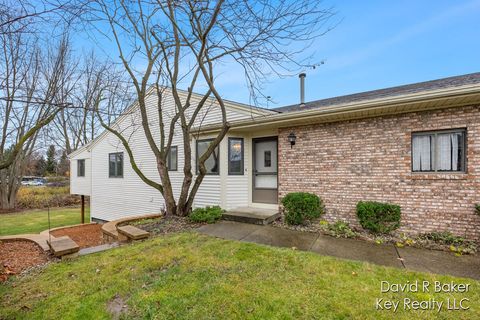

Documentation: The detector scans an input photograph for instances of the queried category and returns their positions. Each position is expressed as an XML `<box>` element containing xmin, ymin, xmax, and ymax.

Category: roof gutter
<box><xmin>193</xmin><ymin>84</ymin><xmax>480</xmax><ymax>133</ymax></box>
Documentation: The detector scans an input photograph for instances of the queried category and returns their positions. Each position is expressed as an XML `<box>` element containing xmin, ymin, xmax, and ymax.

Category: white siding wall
<box><xmin>88</xmin><ymin>90</ymin><xmax>260</xmax><ymax>221</ymax></box>
<box><xmin>70</xmin><ymin>149</ymin><xmax>91</xmax><ymax>196</ymax></box>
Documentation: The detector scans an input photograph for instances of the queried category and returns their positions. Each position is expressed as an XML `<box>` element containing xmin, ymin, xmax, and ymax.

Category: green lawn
<box><xmin>0</xmin><ymin>207</ymin><xmax>90</xmax><ymax>236</ymax></box>
<box><xmin>1</xmin><ymin>232</ymin><xmax>478</xmax><ymax>319</ymax></box>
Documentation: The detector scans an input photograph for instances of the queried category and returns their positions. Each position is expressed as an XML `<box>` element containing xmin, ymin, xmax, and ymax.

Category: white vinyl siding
<box><xmin>87</xmin><ymin>89</ymin><xmax>259</xmax><ymax>221</ymax></box>
<box><xmin>70</xmin><ymin>148</ymin><xmax>91</xmax><ymax>196</ymax></box>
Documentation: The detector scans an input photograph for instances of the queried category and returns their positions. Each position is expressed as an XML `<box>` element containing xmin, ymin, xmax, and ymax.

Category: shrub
<box><xmin>16</xmin><ymin>186</ymin><xmax>80</xmax><ymax>209</ymax></box>
<box><xmin>417</xmin><ymin>231</ymin><xmax>477</xmax><ymax>255</ymax></box>
<box><xmin>356</xmin><ymin>201</ymin><xmax>401</xmax><ymax>234</ymax></box>
<box><xmin>320</xmin><ymin>220</ymin><xmax>357</xmax><ymax>238</ymax></box>
<box><xmin>188</xmin><ymin>206</ymin><xmax>223</xmax><ymax>223</ymax></box>
<box><xmin>281</xmin><ymin>192</ymin><xmax>324</xmax><ymax>225</ymax></box>
<box><xmin>475</xmin><ymin>204</ymin><xmax>480</xmax><ymax>216</ymax></box>
<box><xmin>418</xmin><ymin>231</ymin><xmax>465</xmax><ymax>246</ymax></box>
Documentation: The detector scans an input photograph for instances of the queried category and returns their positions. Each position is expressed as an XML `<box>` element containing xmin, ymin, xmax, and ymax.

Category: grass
<box><xmin>1</xmin><ymin>232</ymin><xmax>478</xmax><ymax>319</ymax></box>
<box><xmin>0</xmin><ymin>207</ymin><xmax>90</xmax><ymax>236</ymax></box>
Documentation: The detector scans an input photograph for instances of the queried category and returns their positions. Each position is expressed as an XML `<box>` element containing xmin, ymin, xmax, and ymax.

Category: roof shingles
<box><xmin>274</xmin><ymin>72</ymin><xmax>480</xmax><ymax>113</ymax></box>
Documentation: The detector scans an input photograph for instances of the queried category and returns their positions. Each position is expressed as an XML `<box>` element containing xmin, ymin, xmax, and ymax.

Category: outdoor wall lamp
<box><xmin>288</xmin><ymin>132</ymin><xmax>296</xmax><ymax>148</ymax></box>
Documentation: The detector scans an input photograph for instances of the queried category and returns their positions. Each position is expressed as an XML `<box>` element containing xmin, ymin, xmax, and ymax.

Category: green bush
<box><xmin>281</xmin><ymin>192</ymin><xmax>324</xmax><ymax>225</ymax></box>
<box><xmin>418</xmin><ymin>231</ymin><xmax>465</xmax><ymax>246</ymax></box>
<box><xmin>188</xmin><ymin>206</ymin><xmax>223</xmax><ymax>223</ymax></box>
<box><xmin>417</xmin><ymin>231</ymin><xmax>477</xmax><ymax>255</ymax></box>
<box><xmin>356</xmin><ymin>201</ymin><xmax>401</xmax><ymax>234</ymax></box>
<box><xmin>320</xmin><ymin>220</ymin><xmax>357</xmax><ymax>238</ymax></box>
<box><xmin>475</xmin><ymin>204</ymin><xmax>480</xmax><ymax>216</ymax></box>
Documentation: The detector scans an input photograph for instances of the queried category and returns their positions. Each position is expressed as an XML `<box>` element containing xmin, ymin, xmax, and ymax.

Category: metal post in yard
<box><xmin>81</xmin><ymin>195</ymin><xmax>85</xmax><ymax>224</ymax></box>
<box><xmin>48</xmin><ymin>207</ymin><xmax>51</xmax><ymax>243</ymax></box>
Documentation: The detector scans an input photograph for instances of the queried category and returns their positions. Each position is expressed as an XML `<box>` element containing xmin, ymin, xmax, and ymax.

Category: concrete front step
<box><xmin>117</xmin><ymin>225</ymin><xmax>150</xmax><ymax>240</ymax></box>
<box><xmin>222</xmin><ymin>207</ymin><xmax>280</xmax><ymax>225</ymax></box>
<box><xmin>47</xmin><ymin>236</ymin><xmax>80</xmax><ymax>257</ymax></box>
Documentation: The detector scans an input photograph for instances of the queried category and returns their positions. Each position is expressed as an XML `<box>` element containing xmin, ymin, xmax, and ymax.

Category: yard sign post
<box><xmin>81</xmin><ymin>195</ymin><xmax>85</xmax><ymax>224</ymax></box>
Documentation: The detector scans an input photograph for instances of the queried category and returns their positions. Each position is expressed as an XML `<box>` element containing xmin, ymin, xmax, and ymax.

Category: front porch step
<box><xmin>222</xmin><ymin>207</ymin><xmax>280</xmax><ymax>225</ymax></box>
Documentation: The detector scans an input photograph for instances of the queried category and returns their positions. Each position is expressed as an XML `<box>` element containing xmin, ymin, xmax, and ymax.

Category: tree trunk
<box><xmin>0</xmin><ymin>170</ymin><xmax>19</xmax><ymax>210</ymax></box>
<box><xmin>158</xmin><ymin>159</ymin><xmax>176</xmax><ymax>216</ymax></box>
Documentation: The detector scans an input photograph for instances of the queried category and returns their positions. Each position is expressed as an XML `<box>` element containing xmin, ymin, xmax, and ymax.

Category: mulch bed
<box><xmin>132</xmin><ymin>215</ymin><xmax>203</xmax><ymax>236</ymax></box>
<box><xmin>272</xmin><ymin>218</ymin><xmax>478</xmax><ymax>255</ymax></box>
<box><xmin>0</xmin><ymin>240</ymin><xmax>49</xmax><ymax>282</ymax></box>
<box><xmin>50</xmin><ymin>224</ymin><xmax>104</xmax><ymax>249</ymax></box>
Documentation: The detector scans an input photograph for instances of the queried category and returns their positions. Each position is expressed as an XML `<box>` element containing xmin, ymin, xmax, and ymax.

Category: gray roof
<box><xmin>274</xmin><ymin>72</ymin><xmax>480</xmax><ymax>113</ymax></box>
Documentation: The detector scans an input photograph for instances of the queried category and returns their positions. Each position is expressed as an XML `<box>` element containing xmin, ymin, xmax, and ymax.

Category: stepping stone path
<box><xmin>47</xmin><ymin>236</ymin><xmax>80</xmax><ymax>258</ymax></box>
<box><xmin>117</xmin><ymin>225</ymin><xmax>149</xmax><ymax>241</ymax></box>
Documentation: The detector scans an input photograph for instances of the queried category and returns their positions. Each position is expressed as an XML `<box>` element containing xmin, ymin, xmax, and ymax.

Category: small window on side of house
<box><xmin>167</xmin><ymin>146</ymin><xmax>178</xmax><ymax>171</ymax></box>
<box><xmin>196</xmin><ymin>139</ymin><xmax>220</xmax><ymax>175</ymax></box>
<box><xmin>77</xmin><ymin>159</ymin><xmax>85</xmax><ymax>177</ymax></box>
<box><xmin>109</xmin><ymin>152</ymin><xmax>124</xmax><ymax>178</ymax></box>
<box><xmin>412</xmin><ymin>129</ymin><xmax>466</xmax><ymax>173</ymax></box>
<box><xmin>228</xmin><ymin>138</ymin><xmax>244</xmax><ymax>175</ymax></box>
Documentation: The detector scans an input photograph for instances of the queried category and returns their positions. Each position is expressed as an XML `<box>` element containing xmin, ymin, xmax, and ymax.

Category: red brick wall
<box><xmin>278</xmin><ymin>105</ymin><xmax>480</xmax><ymax>240</ymax></box>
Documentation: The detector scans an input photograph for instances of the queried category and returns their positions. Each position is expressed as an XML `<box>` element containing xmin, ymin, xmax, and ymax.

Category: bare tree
<box><xmin>88</xmin><ymin>0</ymin><xmax>335</xmax><ymax>216</ymax></box>
<box><xmin>0</xmin><ymin>0</ymin><xmax>88</xmax><ymax>170</ymax></box>
<box><xmin>50</xmin><ymin>53</ymin><xmax>133</xmax><ymax>154</ymax></box>
<box><xmin>0</xmin><ymin>0</ymin><xmax>85</xmax><ymax>36</ymax></box>
<box><xmin>0</xmin><ymin>34</ymin><xmax>74</xmax><ymax>209</ymax></box>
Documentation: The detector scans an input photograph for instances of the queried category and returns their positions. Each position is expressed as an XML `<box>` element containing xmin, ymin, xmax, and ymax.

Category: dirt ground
<box><xmin>0</xmin><ymin>240</ymin><xmax>49</xmax><ymax>282</ymax></box>
<box><xmin>133</xmin><ymin>215</ymin><xmax>203</xmax><ymax>235</ymax></box>
<box><xmin>50</xmin><ymin>224</ymin><xmax>104</xmax><ymax>249</ymax></box>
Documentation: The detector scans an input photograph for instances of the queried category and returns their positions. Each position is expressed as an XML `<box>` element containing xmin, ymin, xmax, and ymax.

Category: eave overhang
<box><xmin>193</xmin><ymin>84</ymin><xmax>480</xmax><ymax>134</ymax></box>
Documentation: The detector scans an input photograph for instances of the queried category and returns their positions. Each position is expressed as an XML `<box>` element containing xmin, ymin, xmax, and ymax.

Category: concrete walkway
<box><xmin>197</xmin><ymin>221</ymin><xmax>480</xmax><ymax>280</ymax></box>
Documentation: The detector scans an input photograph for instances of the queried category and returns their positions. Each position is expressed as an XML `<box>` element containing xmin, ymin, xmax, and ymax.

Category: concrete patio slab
<box><xmin>311</xmin><ymin>235</ymin><xmax>403</xmax><ymax>268</ymax></box>
<box><xmin>242</xmin><ymin>226</ymin><xmax>319</xmax><ymax>251</ymax></box>
<box><xmin>222</xmin><ymin>207</ymin><xmax>280</xmax><ymax>225</ymax></box>
<box><xmin>197</xmin><ymin>221</ymin><xmax>261</xmax><ymax>240</ymax></box>
<box><xmin>398</xmin><ymin>246</ymin><xmax>480</xmax><ymax>280</ymax></box>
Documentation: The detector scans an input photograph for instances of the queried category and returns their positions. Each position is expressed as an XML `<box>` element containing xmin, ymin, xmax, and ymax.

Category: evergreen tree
<box><xmin>57</xmin><ymin>150</ymin><xmax>69</xmax><ymax>176</ymax></box>
<box><xmin>45</xmin><ymin>145</ymin><xmax>57</xmax><ymax>175</ymax></box>
<box><xmin>35</xmin><ymin>156</ymin><xmax>47</xmax><ymax>176</ymax></box>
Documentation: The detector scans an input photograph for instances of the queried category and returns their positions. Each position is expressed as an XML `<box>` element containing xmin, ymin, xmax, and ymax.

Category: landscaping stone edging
<box><xmin>0</xmin><ymin>234</ymin><xmax>52</xmax><ymax>252</ymax></box>
<box><xmin>101</xmin><ymin>214</ymin><xmax>163</xmax><ymax>242</ymax></box>
<box><xmin>39</xmin><ymin>222</ymin><xmax>98</xmax><ymax>237</ymax></box>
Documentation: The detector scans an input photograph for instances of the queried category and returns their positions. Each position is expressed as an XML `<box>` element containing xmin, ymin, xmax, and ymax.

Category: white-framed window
<box><xmin>412</xmin><ymin>129</ymin><xmax>466</xmax><ymax>172</ymax></box>
<box><xmin>109</xmin><ymin>152</ymin><xmax>124</xmax><ymax>178</ymax></box>
<box><xmin>77</xmin><ymin>159</ymin><xmax>85</xmax><ymax>177</ymax></box>
<box><xmin>167</xmin><ymin>146</ymin><xmax>178</xmax><ymax>171</ymax></box>
<box><xmin>196</xmin><ymin>139</ymin><xmax>219</xmax><ymax>175</ymax></box>
<box><xmin>228</xmin><ymin>137</ymin><xmax>244</xmax><ymax>175</ymax></box>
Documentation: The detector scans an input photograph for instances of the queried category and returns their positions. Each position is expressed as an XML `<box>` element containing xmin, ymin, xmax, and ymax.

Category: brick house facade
<box><xmin>278</xmin><ymin>105</ymin><xmax>480</xmax><ymax>240</ymax></box>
